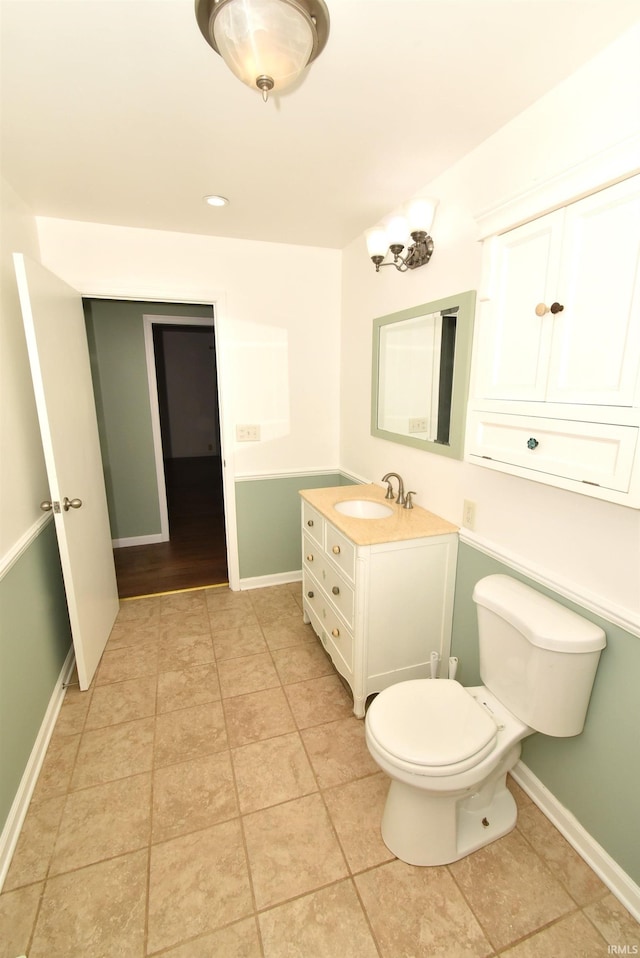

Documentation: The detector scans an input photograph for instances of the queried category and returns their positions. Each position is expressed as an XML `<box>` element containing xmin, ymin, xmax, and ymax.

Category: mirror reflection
<box><xmin>371</xmin><ymin>290</ymin><xmax>476</xmax><ymax>459</ymax></box>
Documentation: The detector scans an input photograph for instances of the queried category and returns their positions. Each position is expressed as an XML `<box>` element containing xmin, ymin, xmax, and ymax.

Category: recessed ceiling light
<box><xmin>204</xmin><ymin>195</ymin><xmax>229</xmax><ymax>207</ymax></box>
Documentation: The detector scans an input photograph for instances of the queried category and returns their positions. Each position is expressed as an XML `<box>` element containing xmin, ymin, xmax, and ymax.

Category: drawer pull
<box><xmin>332</xmin><ymin>628</ymin><xmax>340</xmax><ymax>638</ymax></box>
<box><xmin>535</xmin><ymin>301</ymin><xmax>564</xmax><ymax>316</ymax></box>
<box><xmin>307</xmin><ymin>591</ymin><xmax>314</xmax><ymax>598</ymax></box>
<box><xmin>307</xmin><ymin>519</ymin><xmax>314</xmax><ymax>527</ymax></box>
<box><xmin>332</xmin><ymin>545</ymin><xmax>341</xmax><ymax>555</ymax></box>
<box><xmin>527</xmin><ymin>437</ymin><xmax>539</xmax><ymax>450</ymax></box>
<box><xmin>332</xmin><ymin>586</ymin><xmax>340</xmax><ymax>595</ymax></box>
<box><xmin>306</xmin><ymin>554</ymin><xmax>314</xmax><ymax>562</ymax></box>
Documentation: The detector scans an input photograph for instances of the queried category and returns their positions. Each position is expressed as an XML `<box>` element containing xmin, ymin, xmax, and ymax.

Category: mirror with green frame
<box><xmin>371</xmin><ymin>290</ymin><xmax>476</xmax><ymax>459</ymax></box>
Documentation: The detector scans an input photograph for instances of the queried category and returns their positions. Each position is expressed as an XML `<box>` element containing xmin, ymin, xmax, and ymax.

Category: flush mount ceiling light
<box><xmin>365</xmin><ymin>198</ymin><xmax>438</xmax><ymax>273</ymax></box>
<box><xmin>204</xmin><ymin>194</ymin><xmax>229</xmax><ymax>206</ymax></box>
<box><xmin>195</xmin><ymin>0</ymin><xmax>330</xmax><ymax>102</ymax></box>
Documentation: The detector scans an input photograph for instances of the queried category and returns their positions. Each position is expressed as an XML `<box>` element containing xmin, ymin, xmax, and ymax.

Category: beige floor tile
<box><xmin>161</xmin><ymin>589</ymin><xmax>208</xmax><ymax>615</ymax></box>
<box><xmin>29</xmin><ymin>850</ymin><xmax>148</xmax><ymax>958</ymax></box>
<box><xmin>54</xmin><ymin>686</ymin><xmax>92</xmax><ymax>736</ymax></box>
<box><xmin>448</xmin><ymin>829</ymin><xmax>575</xmax><ymax>950</ymax></box>
<box><xmin>259</xmin><ymin>879</ymin><xmax>379</xmax><ymax>958</ymax></box>
<box><xmin>106</xmin><ymin>618</ymin><xmax>163</xmax><ymax>650</ymax></box>
<box><xmin>85</xmin><ymin>674</ymin><xmax>157</xmax><ymax>729</ymax></box>
<box><xmin>261</xmin><ymin>614</ymin><xmax>317</xmax><ymax>650</ymax></box>
<box><xmin>218</xmin><ymin>652</ymin><xmax>281</xmax><ymax>698</ymax></box>
<box><xmin>4</xmin><ymin>795</ymin><xmax>65</xmax><ymax>889</ymax></box>
<box><xmin>205</xmin><ymin>587</ymin><xmax>253</xmax><ymax>612</ymax></box>
<box><xmin>507</xmin><ymin>774</ymin><xmax>533</xmax><ymax>810</ymax></box>
<box><xmin>209</xmin><ymin>606</ymin><xmax>260</xmax><ymax>633</ymax></box>
<box><xmin>30</xmin><ymin>733</ymin><xmax>81</xmax><ymax>803</ymax></box>
<box><xmin>147</xmin><ymin>820</ymin><xmax>253</xmax><ymax>953</ymax></box>
<box><xmin>70</xmin><ymin>717</ymin><xmax>154</xmax><ymax>789</ymax></box>
<box><xmin>158</xmin><ymin>631</ymin><xmax>215</xmax><ymax>671</ymax></box>
<box><xmin>271</xmin><ymin>642</ymin><xmax>334</xmax><ymax>684</ymax></box>
<box><xmin>50</xmin><ymin>773</ymin><xmax>151</xmax><ymax>875</ymax></box>
<box><xmin>284</xmin><ymin>673</ymin><xmax>353</xmax><ymax>728</ymax></box>
<box><xmin>232</xmin><ymin>731</ymin><xmax>318</xmax><ymax>812</ymax></box>
<box><xmin>501</xmin><ymin>910</ymin><xmax>608</xmax><ymax>957</ymax></box>
<box><xmin>0</xmin><ymin>882</ymin><xmax>44</xmax><ymax>958</ymax></box>
<box><xmin>356</xmin><ymin>859</ymin><xmax>493</xmax><ymax>958</ymax></box>
<box><xmin>158</xmin><ymin>917</ymin><xmax>262</xmax><ymax>958</ymax></box>
<box><xmin>95</xmin><ymin>642</ymin><xmax>159</xmax><ymax>686</ymax></box>
<box><xmin>250</xmin><ymin>588</ymin><xmax>301</xmax><ymax>624</ymax></box>
<box><xmin>154</xmin><ymin>700</ymin><xmax>228</xmax><ymax>766</ymax></box>
<box><xmin>584</xmin><ymin>893</ymin><xmax>640</xmax><ymax>946</ymax></box>
<box><xmin>517</xmin><ymin>804</ymin><xmax>608</xmax><ymax>905</ymax></box>
<box><xmin>301</xmin><ymin>716</ymin><xmax>379</xmax><ymax>788</ymax></box>
<box><xmin>243</xmin><ymin>793</ymin><xmax>348</xmax><ymax>909</ymax></box>
<box><xmin>223</xmin><ymin>686</ymin><xmax>297</xmax><ymax>746</ymax></box>
<box><xmin>157</xmin><ymin>662</ymin><xmax>221</xmax><ymax>713</ymax></box>
<box><xmin>117</xmin><ymin>595</ymin><xmax>161</xmax><ymax>621</ymax></box>
<box><xmin>212</xmin><ymin>624</ymin><xmax>268</xmax><ymax>660</ymax></box>
<box><xmin>152</xmin><ymin>751</ymin><xmax>238</xmax><ymax>842</ymax></box>
<box><xmin>324</xmin><ymin>772</ymin><xmax>394</xmax><ymax>873</ymax></box>
<box><xmin>159</xmin><ymin>609</ymin><xmax>212</xmax><ymax>640</ymax></box>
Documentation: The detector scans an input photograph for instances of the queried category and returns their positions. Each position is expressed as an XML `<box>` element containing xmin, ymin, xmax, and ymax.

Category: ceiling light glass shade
<box><xmin>406</xmin><ymin>197</ymin><xmax>438</xmax><ymax>234</ymax></box>
<box><xmin>196</xmin><ymin>0</ymin><xmax>330</xmax><ymax>100</ymax></box>
<box><xmin>365</xmin><ymin>228</ymin><xmax>389</xmax><ymax>259</ymax></box>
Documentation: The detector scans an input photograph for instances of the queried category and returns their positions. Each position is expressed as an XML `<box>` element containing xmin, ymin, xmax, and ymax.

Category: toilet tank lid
<box><xmin>472</xmin><ymin>575</ymin><xmax>606</xmax><ymax>653</ymax></box>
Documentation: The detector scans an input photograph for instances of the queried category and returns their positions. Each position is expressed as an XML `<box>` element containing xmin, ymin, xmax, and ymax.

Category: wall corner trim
<box><xmin>512</xmin><ymin>760</ymin><xmax>640</xmax><ymax>922</ymax></box>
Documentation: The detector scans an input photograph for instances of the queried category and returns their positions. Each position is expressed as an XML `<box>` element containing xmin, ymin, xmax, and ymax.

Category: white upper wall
<box><xmin>340</xmin><ymin>24</ymin><xmax>640</xmax><ymax>625</ymax></box>
<box><xmin>34</xmin><ymin>219</ymin><xmax>343</xmax><ymax>481</ymax></box>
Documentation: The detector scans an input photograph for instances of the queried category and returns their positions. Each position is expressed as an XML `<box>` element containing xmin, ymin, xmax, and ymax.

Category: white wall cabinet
<box><xmin>467</xmin><ymin>173</ymin><xmax>640</xmax><ymax>506</ymax></box>
<box><xmin>301</xmin><ymin>500</ymin><xmax>458</xmax><ymax>717</ymax></box>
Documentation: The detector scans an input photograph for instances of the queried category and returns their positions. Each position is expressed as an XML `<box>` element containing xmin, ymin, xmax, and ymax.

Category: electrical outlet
<box><xmin>408</xmin><ymin>417</ymin><xmax>428</xmax><ymax>434</ymax></box>
<box><xmin>236</xmin><ymin>424</ymin><xmax>260</xmax><ymax>442</ymax></box>
<box><xmin>462</xmin><ymin>499</ymin><xmax>476</xmax><ymax>530</ymax></box>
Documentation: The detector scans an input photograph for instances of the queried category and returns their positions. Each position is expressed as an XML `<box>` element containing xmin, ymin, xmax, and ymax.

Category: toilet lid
<box><xmin>367</xmin><ymin>680</ymin><xmax>498</xmax><ymax>768</ymax></box>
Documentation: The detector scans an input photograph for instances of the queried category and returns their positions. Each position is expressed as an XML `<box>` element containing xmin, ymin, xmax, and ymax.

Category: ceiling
<box><xmin>2</xmin><ymin>0</ymin><xmax>639</xmax><ymax>250</ymax></box>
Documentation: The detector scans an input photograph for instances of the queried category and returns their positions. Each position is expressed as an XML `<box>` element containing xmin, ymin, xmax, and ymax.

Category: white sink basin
<box><xmin>334</xmin><ymin>499</ymin><xmax>394</xmax><ymax>519</ymax></box>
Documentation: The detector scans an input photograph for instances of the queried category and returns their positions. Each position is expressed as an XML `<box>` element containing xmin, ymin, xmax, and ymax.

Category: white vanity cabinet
<box><xmin>467</xmin><ymin>173</ymin><xmax>640</xmax><ymax>506</ymax></box>
<box><xmin>300</xmin><ymin>494</ymin><xmax>458</xmax><ymax>718</ymax></box>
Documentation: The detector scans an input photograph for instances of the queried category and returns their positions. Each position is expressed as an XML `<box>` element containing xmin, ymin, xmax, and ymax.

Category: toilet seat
<box><xmin>366</xmin><ymin>680</ymin><xmax>498</xmax><ymax>777</ymax></box>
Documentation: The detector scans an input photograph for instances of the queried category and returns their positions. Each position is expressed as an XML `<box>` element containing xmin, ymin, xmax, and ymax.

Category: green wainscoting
<box><xmin>235</xmin><ymin>473</ymin><xmax>356</xmax><ymax>581</ymax></box>
<box><xmin>0</xmin><ymin>522</ymin><xmax>72</xmax><ymax>828</ymax></box>
<box><xmin>452</xmin><ymin>541</ymin><xmax>640</xmax><ymax>885</ymax></box>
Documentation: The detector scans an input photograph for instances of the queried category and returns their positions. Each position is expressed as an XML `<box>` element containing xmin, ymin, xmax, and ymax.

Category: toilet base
<box><xmin>380</xmin><ymin>748</ymin><xmax>520</xmax><ymax>866</ymax></box>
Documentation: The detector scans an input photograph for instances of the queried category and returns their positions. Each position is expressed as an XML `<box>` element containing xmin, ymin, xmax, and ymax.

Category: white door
<box><xmin>14</xmin><ymin>253</ymin><xmax>119</xmax><ymax>690</ymax></box>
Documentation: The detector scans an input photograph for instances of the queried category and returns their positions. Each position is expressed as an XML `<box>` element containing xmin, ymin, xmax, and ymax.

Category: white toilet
<box><xmin>365</xmin><ymin>574</ymin><xmax>606</xmax><ymax>866</ymax></box>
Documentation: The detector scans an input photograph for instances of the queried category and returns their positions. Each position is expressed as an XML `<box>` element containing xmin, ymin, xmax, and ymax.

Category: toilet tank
<box><xmin>473</xmin><ymin>575</ymin><xmax>606</xmax><ymax>737</ymax></box>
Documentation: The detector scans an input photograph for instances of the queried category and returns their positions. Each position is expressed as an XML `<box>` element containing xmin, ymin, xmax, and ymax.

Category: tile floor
<box><xmin>1</xmin><ymin>582</ymin><xmax>638</xmax><ymax>957</ymax></box>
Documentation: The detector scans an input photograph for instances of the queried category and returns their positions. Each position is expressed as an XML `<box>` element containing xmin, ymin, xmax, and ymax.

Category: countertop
<box><xmin>299</xmin><ymin>483</ymin><xmax>458</xmax><ymax>546</ymax></box>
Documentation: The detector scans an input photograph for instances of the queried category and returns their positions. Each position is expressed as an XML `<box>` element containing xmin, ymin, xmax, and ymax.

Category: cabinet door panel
<box><xmin>477</xmin><ymin>211</ymin><xmax>563</xmax><ymax>401</ymax></box>
<box><xmin>548</xmin><ymin>175</ymin><xmax>640</xmax><ymax>405</ymax></box>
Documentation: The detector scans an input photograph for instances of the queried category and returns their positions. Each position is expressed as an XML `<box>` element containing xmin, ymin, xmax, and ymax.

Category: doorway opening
<box><xmin>83</xmin><ymin>299</ymin><xmax>229</xmax><ymax>598</ymax></box>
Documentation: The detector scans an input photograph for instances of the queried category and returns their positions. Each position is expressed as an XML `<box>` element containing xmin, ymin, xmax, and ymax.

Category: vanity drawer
<box><xmin>302</xmin><ymin>572</ymin><xmax>354</xmax><ymax>676</ymax></box>
<box><xmin>303</xmin><ymin>540</ymin><xmax>354</xmax><ymax>627</ymax></box>
<box><xmin>324</xmin><ymin>523</ymin><xmax>356</xmax><ymax>581</ymax></box>
<box><xmin>302</xmin><ymin>502</ymin><xmax>324</xmax><ymax>547</ymax></box>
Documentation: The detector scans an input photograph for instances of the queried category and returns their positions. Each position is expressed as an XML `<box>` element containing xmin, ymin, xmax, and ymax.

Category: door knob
<box><xmin>40</xmin><ymin>500</ymin><xmax>54</xmax><ymax>512</ymax></box>
<box><xmin>63</xmin><ymin>497</ymin><xmax>83</xmax><ymax>511</ymax></box>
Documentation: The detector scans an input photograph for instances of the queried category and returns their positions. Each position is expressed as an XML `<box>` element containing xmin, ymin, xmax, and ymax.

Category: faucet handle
<box><xmin>404</xmin><ymin>491</ymin><xmax>417</xmax><ymax>509</ymax></box>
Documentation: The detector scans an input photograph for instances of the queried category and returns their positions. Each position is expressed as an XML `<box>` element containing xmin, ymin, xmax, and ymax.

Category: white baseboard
<box><xmin>512</xmin><ymin>760</ymin><xmax>640</xmax><ymax>922</ymax></box>
<box><xmin>239</xmin><ymin>570</ymin><xmax>302</xmax><ymax>591</ymax></box>
<box><xmin>0</xmin><ymin>648</ymin><xmax>75</xmax><ymax>891</ymax></box>
<box><xmin>112</xmin><ymin>533</ymin><xmax>166</xmax><ymax>548</ymax></box>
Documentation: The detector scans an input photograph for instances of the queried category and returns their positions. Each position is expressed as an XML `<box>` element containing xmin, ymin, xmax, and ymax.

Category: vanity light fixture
<box><xmin>195</xmin><ymin>0</ymin><xmax>330</xmax><ymax>102</ymax></box>
<box><xmin>365</xmin><ymin>197</ymin><xmax>438</xmax><ymax>273</ymax></box>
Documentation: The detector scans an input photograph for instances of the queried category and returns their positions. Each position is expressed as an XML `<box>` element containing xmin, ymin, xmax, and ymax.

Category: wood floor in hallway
<box><xmin>113</xmin><ymin>456</ymin><xmax>227</xmax><ymax>598</ymax></box>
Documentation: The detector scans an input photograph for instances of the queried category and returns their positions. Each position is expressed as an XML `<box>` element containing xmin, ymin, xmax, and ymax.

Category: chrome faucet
<box><xmin>381</xmin><ymin>472</ymin><xmax>406</xmax><ymax>506</ymax></box>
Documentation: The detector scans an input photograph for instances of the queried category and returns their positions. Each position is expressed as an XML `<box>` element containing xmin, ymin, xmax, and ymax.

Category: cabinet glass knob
<box><xmin>306</xmin><ymin>554</ymin><xmax>314</xmax><ymax>562</ymax></box>
<box><xmin>332</xmin><ymin>586</ymin><xmax>340</xmax><ymax>595</ymax></box>
<box><xmin>527</xmin><ymin>437</ymin><xmax>539</xmax><ymax>449</ymax></box>
<box><xmin>332</xmin><ymin>628</ymin><xmax>340</xmax><ymax>638</ymax></box>
<box><xmin>307</xmin><ymin>590</ymin><xmax>314</xmax><ymax>598</ymax></box>
<box><xmin>332</xmin><ymin>545</ymin><xmax>341</xmax><ymax>555</ymax></box>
